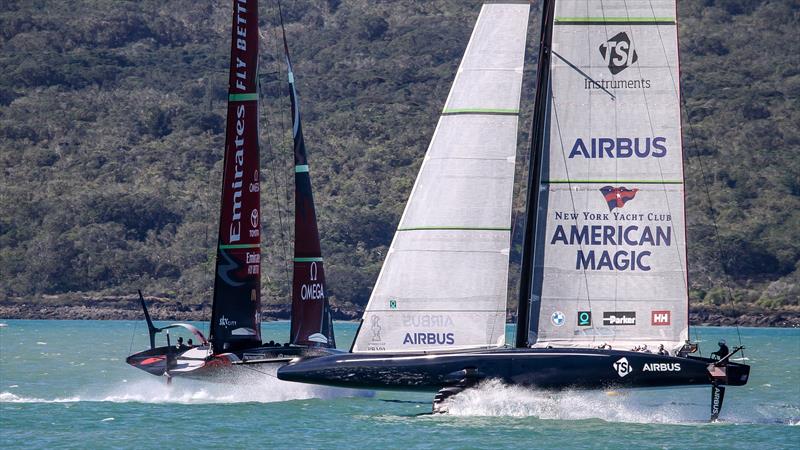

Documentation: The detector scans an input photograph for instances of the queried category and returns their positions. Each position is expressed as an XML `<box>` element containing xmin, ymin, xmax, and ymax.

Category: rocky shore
<box><xmin>1</xmin><ymin>299</ymin><xmax>797</xmax><ymax>327</ymax></box>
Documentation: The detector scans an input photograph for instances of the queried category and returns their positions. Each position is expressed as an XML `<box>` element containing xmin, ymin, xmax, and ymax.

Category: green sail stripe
<box><xmin>442</xmin><ymin>108</ymin><xmax>519</xmax><ymax>115</ymax></box>
<box><xmin>295</xmin><ymin>165</ymin><xmax>310</xmax><ymax>173</ymax></box>
<box><xmin>219</xmin><ymin>243</ymin><xmax>260</xmax><ymax>250</ymax></box>
<box><xmin>545</xmin><ymin>180</ymin><xmax>683</xmax><ymax>185</ymax></box>
<box><xmin>397</xmin><ymin>226</ymin><xmax>511</xmax><ymax>232</ymax></box>
<box><xmin>555</xmin><ymin>17</ymin><xmax>675</xmax><ymax>25</ymax></box>
<box><xmin>294</xmin><ymin>257</ymin><xmax>323</xmax><ymax>262</ymax></box>
<box><xmin>228</xmin><ymin>93</ymin><xmax>259</xmax><ymax>101</ymax></box>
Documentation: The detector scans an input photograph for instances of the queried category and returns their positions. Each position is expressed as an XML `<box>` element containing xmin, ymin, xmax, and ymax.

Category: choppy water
<box><xmin>1</xmin><ymin>320</ymin><xmax>798</xmax><ymax>449</ymax></box>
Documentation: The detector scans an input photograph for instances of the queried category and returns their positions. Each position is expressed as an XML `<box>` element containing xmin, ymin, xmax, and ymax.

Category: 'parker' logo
<box><xmin>599</xmin><ymin>32</ymin><xmax>638</xmax><ymax>74</ymax></box>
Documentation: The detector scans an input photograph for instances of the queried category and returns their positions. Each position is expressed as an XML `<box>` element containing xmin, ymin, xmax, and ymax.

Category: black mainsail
<box><xmin>209</xmin><ymin>0</ymin><xmax>263</xmax><ymax>353</ymax></box>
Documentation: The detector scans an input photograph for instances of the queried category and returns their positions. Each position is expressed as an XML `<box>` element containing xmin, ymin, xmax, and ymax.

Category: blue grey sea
<box><xmin>1</xmin><ymin>320</ymin><xmax>798</xmax><ymax>449</ymax></box>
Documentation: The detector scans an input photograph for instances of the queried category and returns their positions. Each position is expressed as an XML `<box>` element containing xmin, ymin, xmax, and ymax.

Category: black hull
<box><xmin>277</xmin><ymin>347</ymin><xmax>749</xmax><ymax>392</ymax></box>
<box><xmin>127</xmin><ymin>345</ymin><xmax>339</xmax><ymax>382</ymax></box>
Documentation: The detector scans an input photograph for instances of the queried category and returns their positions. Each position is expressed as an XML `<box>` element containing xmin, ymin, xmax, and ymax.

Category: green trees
<box><xmin>0</xmin><ymin>1</ymin><xmax>797</xmax><ymax>315</ymax></box>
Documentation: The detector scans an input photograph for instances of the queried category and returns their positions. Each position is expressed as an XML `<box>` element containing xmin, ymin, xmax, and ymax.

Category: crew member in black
<box><xmin>177</xmin><ymin>336</ymin><xmax>184</xmax><ymax>349</ymax></box>
<box><xmin>711</xmin><ymin>339</ymin><xmax>730</xmax><ymax>361</ymax></box>
<box><xmin>657</xmin><ymin>344</ymin><xmax>669</xmax><ymax>356</ymax></box>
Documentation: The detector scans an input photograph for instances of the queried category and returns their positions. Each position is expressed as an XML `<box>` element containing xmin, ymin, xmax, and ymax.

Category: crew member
<box><xmin>657</xmin><ymin>344</ymin><xmax>669</xmax><ymax>356</ymax></box>
<box><xmin>177</xmin><ymin>336</ymin><xmax>184</xmax><ymax>349</ymax></box>
<box><xmin>711</xmin><ymin>339</ymin><xmax>730</xmax><ymax>361</ymax></box>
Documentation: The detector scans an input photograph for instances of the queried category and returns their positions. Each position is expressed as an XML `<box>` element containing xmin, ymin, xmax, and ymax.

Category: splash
<box><xmin>442</xmin><ymin>379</ymin><xmax>712</xmax><ymax>424</ymax></box>
<box><xmin>1</xmin><ymin>370</ymin><xmax>372</xmax><ymax>405</ymax></box>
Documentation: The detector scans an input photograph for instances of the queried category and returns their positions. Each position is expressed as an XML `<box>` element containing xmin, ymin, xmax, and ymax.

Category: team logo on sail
<box><xmin>651</xmin><ymin>310</ymin><xmax>671</xmax><ymax>326</ymax></box>
<box><xmin>600</xmin><ymin>186</ymin><xmax>639</xmax><ymax>211</ymax></box>
<box><xmin>613</xmin><ymin>357</ymin><xmax>633</xmax><ymax>377</ymax></box>
<box><xmin>577</xmin><ymin>311</ymin><xmax>592</xmax><ymax>326</ymax></box>
<box><xmin>599</xmin><ymin>32</ymin><xmax>638</xmax><ymax>74</ymax></box>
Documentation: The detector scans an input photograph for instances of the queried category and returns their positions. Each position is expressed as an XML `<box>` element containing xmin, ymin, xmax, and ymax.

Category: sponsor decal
<box><xmin>300</xmin><ymin>262</ymin><xmax>324</xmax><ymax>301</ymax></box>
<box><xmin>229</xmin><ymin>104</ymin><xmax>247</xmax><ymax>243</ymax></box>
<box><xmin>603</xmin><ymin>311</ymin><xmax>636</xmax><ymax>326</ymax></box>
<box><xmin>550</xmin><ymin>224</ymin><xmax>672</xmax><ymax>272</ymax></box>
<box><xmin>389</xmin><ymin>299</ymin><xmax>397</xmax><ymax>310</ymax></box>
<box><xmin>613</xmin><ymin>357</ymin><xmax>633</xmax><ymax>377</ymax></box>
<box><xmin>651</xmin><ymin>310</ymin><xmax>671</xmax><ymax>326</ymax></box>
<box><xmin>366</xmin><ymin>316</ymin><xmax>386</xmax><ymax>351</ymax></box>
<box><xmin>568</xmin><ymin>137</ymin><xmax>667</xmax><ymax>159</ymax></box>
<box><xmin>643</xmin><ymin>362</ymin><xmax>681</xmax><ymax>372</ymax></box>
<box><xmin>402</xmin><ymin>332</ymin><xmax>455</xmax><ymax>345</ymax></box>
<box><xmin>219</xmin><ymin>315</ymin><xmax>237</xmax><ymax>328</ymax></box>
<box><xmin>599</xmin><ymin>32</ymin><xmax>637</xmax><ymax>74</ymax></box>
<box><xmin>402</xmin><ymin>314</ymin><xmax>454</xmax><ymax>328</ymax></box>
<box><xmin>578</xmin><ymin>311</ymin><xmax>592</xmax><ymax>326</ymax></box>
<box><xmin>600</xmin><ymin>186</ymin><xmax>639</xmax><ymax>211</ymax></box>
<box><xmin>711</xmin><ymin>386</ymin><xmax>723</xmax><ymax>417</ymax></box>
<box><xmin>551</xmin><ymin>311</ymin><xmax>566</xmax><ymax>327</ymax></box>
<box><xmin>250</xmin><ymin>209</ymin><xmax>259</xmax><ymax>228</ymax></box>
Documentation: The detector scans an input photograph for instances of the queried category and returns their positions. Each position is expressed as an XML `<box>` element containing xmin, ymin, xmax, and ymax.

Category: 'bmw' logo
<box><xmin>551</xmin><ymin>311</ymin><xmax>566</xmax><ymax>327</ymax></box>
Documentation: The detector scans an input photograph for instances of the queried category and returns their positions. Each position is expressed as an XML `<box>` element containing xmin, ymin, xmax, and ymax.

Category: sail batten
<box><xmin>353</xmin><ymin>2</ymin><xmax>530</xmax><ymax>353</ymax></box>
<box><xmin>524</xmin><ymin>0</ymin><xmax>688</xmax><ymax>351</ymax></box>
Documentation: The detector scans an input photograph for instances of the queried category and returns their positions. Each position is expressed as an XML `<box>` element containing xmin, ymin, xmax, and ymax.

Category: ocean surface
<box><xmin>0</xmin><ymin>320</ymin><xmax>798</xmax><ymax>449</ymax></box>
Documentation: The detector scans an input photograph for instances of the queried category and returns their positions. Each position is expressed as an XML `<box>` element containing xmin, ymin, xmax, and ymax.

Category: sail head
<box><xmin>352</xmin><ymin>2</ymin><xmax>531</xmax><ymax>353</ymax></box>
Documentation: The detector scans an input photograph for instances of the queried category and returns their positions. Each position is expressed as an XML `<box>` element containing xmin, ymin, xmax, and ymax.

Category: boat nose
<box><xmin>277</xmin><ymin>360</ymin><xmax>314</xmax><ymax>383</ymax></box>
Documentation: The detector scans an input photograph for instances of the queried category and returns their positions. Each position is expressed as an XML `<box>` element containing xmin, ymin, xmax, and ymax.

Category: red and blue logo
<box><xmin>600</xmin><ymin>186</ymin><xmax>638</xmax><ymax>211</ymax></box>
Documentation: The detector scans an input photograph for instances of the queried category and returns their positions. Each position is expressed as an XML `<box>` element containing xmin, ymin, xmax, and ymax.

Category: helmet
<box><xmin>718</xmin><ymin>339</ymin><xmax>726</xmax><ymax>346</ymax></box>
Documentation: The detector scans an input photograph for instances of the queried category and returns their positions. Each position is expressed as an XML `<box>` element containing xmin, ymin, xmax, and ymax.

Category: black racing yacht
<box><xmin>127</xmin><ymin>0</ymin><xmax>339</xmax><ymax>381</ymax></box>
<box><xmin>278</xmin><ymin>0</ymin><xmax>750</xmax><ymax>420</ymax></box>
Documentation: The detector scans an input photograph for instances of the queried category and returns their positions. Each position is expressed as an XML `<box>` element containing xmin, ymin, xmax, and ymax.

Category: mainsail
<box><xmin>352</xmin><ymin>1</ymin><xmax>530</xmax><ymax>353</ymax></box>
<box><xmin>522</xmin><ymin>0</ymin><xmax>688</xmax><ymax>350</ymax></box>
<box><xmin>280</xmin><ymin>14</ymin><xmax>336</xmax><ymax>348</ymax></box>
<box><xmin>210</xmin><ymin>0</ymin><xmax>263</xmax><ymax>352</ymax></box>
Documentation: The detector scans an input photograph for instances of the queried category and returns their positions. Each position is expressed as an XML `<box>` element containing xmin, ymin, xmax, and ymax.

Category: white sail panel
<box><xmin>530</xmin><ymin>0</ymin><xmax>688</xmax><ymax>350</ymax></box>
<box><xmin>353</xmin><ymin>2</ymin><xmax>530</xmax><ymax>353</ymax></box>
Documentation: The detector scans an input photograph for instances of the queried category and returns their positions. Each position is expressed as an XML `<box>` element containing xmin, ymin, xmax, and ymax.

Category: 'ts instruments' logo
<box><xmin>613</xmin><ymin>357</ymin><xmax>633</xmax><ymax>378</ymax></box>
<box><xmin>599</xmin><ymin>32</ymin><xmax>638</xmax><ymax>74</ymax></box>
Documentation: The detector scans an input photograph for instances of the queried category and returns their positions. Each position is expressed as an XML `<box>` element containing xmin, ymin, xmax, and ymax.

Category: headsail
<box><xmin>352</xmin><ymin>2</ymin><xmax>530</xmax><ymax>353</ymax></box>
<box><xmin>279</xmin><ymin>9</ymin><xmax>336</xmax><ymax>348</ymax></box>
<box><xmin>522</xmin><ymin>0</ymin><xmax>688</xmax><ymax>350</ymax></box>
<box><xmin>210</xmin><ymin>0</ymin><xmax>263</xmax><ymax>352</ymax></box>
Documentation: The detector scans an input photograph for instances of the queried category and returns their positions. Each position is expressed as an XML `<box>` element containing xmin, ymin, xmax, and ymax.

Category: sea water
<box><xmin>0</xmin><ymin>320</ymin><xmax>798</xmax><ymax>449</ymax></box>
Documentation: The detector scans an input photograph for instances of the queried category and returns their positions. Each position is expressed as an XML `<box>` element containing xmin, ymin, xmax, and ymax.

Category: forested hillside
<box><xmin>0</xmin><ymin>0</ymin><xmax>798</xmax><ymax>322</ymax></box>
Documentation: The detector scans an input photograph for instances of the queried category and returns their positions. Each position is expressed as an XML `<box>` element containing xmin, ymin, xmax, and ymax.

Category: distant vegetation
<box><xmin>0</xmin><ymin>0</ymin><xmax>797</xmax><ymax>319</ymax></box>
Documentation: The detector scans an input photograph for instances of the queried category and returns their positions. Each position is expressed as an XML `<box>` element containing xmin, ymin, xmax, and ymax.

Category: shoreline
<box><xmin>1</xmin><ymin>304</ymin><xmax>798</xmax><ymax>328</ymax></box>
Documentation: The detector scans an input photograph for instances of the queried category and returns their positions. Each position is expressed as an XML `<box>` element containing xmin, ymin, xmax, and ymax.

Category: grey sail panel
<box><xmin>353</xmin><ymin>2</ymin><xmax>530</xmax><ymax>353</ymax></box>
<box><xmin>529</xmin><ymin>0</ymin><xmax>688</xmax><ymax>350</ymax></box>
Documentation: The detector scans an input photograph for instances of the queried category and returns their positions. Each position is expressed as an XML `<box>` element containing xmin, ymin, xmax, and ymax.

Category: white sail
<box><xmin>528</xmin><ymin>0</ymin><xmax>688</xmax><ymax>351</ymax></box>
<box><xmin>353</xmin><ymin>1</ymin><xmax>530</xmax><ymax>353</ymax></box>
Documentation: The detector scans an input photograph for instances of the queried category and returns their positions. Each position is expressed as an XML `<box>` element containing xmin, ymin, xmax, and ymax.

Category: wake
<box><xmin>0</xmin><ymin>369</ymin><xmax>372</xmax><ymax>405</ymax></box>
<box><xmin>440</xmin><ymin>379</ymin><xmax>798</xmax><ymax>425</ymax></box>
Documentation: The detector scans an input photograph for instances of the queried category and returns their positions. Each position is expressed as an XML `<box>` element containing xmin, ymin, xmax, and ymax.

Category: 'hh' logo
<box><xmin>599</xmin><ymin>32</ymin><xmax>638</xmax><ymax>74</ymax></box>
<box><xmin>600</xmin><ymin>186</ymin><xmax>638</xmax><ymax>211</ymax></box>
<box><xmin>651</xmin><ymin>310</ymin><xmax>671</xmax><ymax>326</ymax></box>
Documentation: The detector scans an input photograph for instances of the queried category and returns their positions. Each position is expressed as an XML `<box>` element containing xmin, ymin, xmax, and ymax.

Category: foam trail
<box><xmin>1</xmin><ymin>368</ymin><xmax>373</xmax><ymax>405</ymax></box>
<box><xmin>443</xmin><ymin>379</ymin><xmax>711</xmax><ymax>424</ymax></box>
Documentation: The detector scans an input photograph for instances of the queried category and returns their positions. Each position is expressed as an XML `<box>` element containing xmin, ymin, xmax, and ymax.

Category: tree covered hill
<box><xmin>0</xmin><ymin>0</ymin><xmax>798</xmax><ymax>321</ymax></box>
